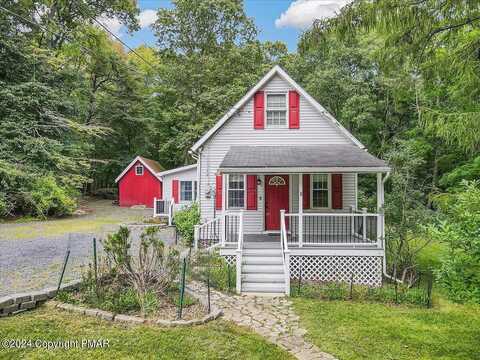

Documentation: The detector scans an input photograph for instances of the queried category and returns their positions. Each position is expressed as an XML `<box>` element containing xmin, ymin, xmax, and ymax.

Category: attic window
<box><xmin>135</xmin><ymin>165</ymin><xmax>144</xmax><ymax>175</ymax></box>
<box><xmin>266</xmin><ymin>93</ymin><xmax>287</xmax><ymax>127</ymax></box>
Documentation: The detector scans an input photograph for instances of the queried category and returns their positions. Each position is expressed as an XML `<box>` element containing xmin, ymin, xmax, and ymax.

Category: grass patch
<box><xmin>0</xmin><ymin>306</ymin><xmax>293</xmax><ymax>359</ymax></box>
<box><xmin>0</xmin><ymin>199</ymin><xmax>148</xmax><ymax>240</ymax></box>
<box><xmin>291</xmin><ymin>281</ymin><xmax>430</xmax><ymax>306</ymax></box>
<box><xmin>293</xmin><ymin>296</ymin><xmax>480</xmax><ymax>360</ymax></box>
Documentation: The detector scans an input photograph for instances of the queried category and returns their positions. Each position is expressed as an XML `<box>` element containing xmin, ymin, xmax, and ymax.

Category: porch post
<box><xmin>298</xmin><ymin>173</ymin><xmax>303</xmax><ymax>247</ymax></box>
<box><xmin>376</xmin><ymin>172</ymin><xmax>384</xmax><ymax>248</ymax></box>
<box><xmin>221</xmin><ymin>173</ymin><xmax>227</xmax><ymax>244</ymax></box>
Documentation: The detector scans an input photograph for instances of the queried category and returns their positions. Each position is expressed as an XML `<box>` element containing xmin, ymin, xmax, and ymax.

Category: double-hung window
<box><xmin>266</xmin><ymin>93</ymin><xmax>287</xmax><ymax>127</ymax></box>
<box><xmin>311</xmin><ymin>174</ymin><xmax>329</xmax><ymax>208</ymax></box>
<box><xmin>180</xmin><ymin>181</ymin><xmax>198</xmax><ymax>201</ymax></box>
<box><xmin>180</xmin><ymin>181</ymin><xmax>193</xmax><ymax>201</ymax></box>
<box><xmin>228</xmin><ymin>174</ymin><xmax>245</xmax><ymax>208</ymax></box>
<box><xmin>135</xmin><ymin>165</ymin><xmax>144</xmax><ymax>175</ymax></box>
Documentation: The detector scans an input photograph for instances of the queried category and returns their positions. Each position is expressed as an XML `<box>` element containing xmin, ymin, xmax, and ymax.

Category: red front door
<box><xmin>265</xmin><ymin>175</ymin><xmax>289</xmax><ymax>231</ymax></box>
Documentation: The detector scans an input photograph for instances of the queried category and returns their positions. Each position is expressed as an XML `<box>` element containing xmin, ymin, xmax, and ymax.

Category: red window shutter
<box><xmin>254</xmin><ymin>91</ymin><xmax>264</xmax><ymax>129</ymax></box>
<box><xmin>332</xmin><ymin>174</ymin><xmax>343</xmax><ymax>209</ymax></box>
<box><xmin>302</xmin><ymin>174</ymin><xmax>310</xmax><ymax>209</ymax></box>
<box><xmin>172</xmin><ymin>179</ymin><xmax>179</xmax><ymax>204</ymax></box>
<box><xmin>215</xmin><ymin>175</ymin><xmax>223</xmax><ymax>210</ymax></box>
<box><xmin>246</xmin><ymin>175</ymin><xmax>257</xmax><ymax>210</ymax></box>
<box><xmin>289</xmin><ymin>90</ymin><xmax>300</xmax><ymax>129</ymax></box>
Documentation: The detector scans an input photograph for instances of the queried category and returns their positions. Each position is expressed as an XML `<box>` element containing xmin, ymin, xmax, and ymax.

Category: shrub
<box><xmin>102</xmin><ymin>226</ymin><xmax>180</xmax><ymax>316</ymax></box>
<box><xmin>0</xmin><ymin>193</ymin><xmax>9</xmax><ymax>217</ymax></box>
<box><xmin>189</xmin><ymin>251</ymin><xmax>236</xmax><ymax>293</ymax></box>
<box><xmin>174</xmin><ymin>203</ymin><xmax>200</xmax><ymax>247</ymax></box>
<box><xmin>291</xmin><ymin>281</ymin><xmax>429</xmax><ymax>306</ymax></box>
<box><xmin>28</xmin><ymin>175</ymin><xmax>76</xmax><ymax>218</ymax></box>
<box><xmin>429</xmin><ymin>181</ymin><xmax>480</xmax><ymax>303</ymax></box>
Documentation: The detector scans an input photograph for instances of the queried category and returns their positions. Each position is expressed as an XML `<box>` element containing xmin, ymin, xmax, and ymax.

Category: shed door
<box><xmin>265</xmin><ymin>175</ymin><xmax>289</xmax><ymax>231</ymax></box>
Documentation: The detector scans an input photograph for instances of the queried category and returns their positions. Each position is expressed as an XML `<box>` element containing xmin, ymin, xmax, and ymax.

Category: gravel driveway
<box><xmin>0</xmin><ymin>199</ymin><xmax>176</xmax><ymax>297</ymax></box>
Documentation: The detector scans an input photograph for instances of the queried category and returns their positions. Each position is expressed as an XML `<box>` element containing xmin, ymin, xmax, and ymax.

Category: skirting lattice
<box><xmin>289</xmin><ymin>256</ymin><xmax>382</xmax><ymax>287</ymax></box>
<box><xmin>222</xmin><ymin>255</ymin><xmax>236</xmax><ymax>266</ymax></box>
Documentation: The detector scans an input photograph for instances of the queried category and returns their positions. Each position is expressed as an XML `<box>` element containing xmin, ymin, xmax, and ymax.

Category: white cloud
<box><xmin>275</xmin><ymin>0</ymin><xmax>352</xmax><ymax>29</ymax></box>
<box><xmin>138</xmin><ymin>9</ymin><xmax>157</xmax><ymax>28</ymax></box>
<box><xmin>98</xmin><ymin>15</ymin><xmax>124</xmax><ymax>37</ymax></box>
<box><xmin>97</xmin><ymin>9</ymin><xmax>157</xmax><ymax>38</ymax></box>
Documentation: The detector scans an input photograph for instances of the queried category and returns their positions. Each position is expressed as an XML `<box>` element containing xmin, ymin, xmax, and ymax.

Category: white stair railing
<box><xmin>280</xmin><ymin>209</ymin><xmax>290</xmax><ymax>296</ymax></box>
<box><xmin>235</xmin><ymin>210</ymin><xmax>244</xmax><ymax>294</ymax></box>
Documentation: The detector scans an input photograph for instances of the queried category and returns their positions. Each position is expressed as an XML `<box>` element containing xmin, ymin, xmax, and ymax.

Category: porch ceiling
<box><xmin>219</xmin><ymin>145</ymin><xmax>390</xmax><ymax>173</ymax></box>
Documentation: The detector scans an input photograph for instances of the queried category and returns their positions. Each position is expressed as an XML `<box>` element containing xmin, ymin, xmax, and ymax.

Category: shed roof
<box><xmin>219</xmin><ymin>145</ymin><xmax>389</xmax><ymax>173</ymax></box>
<box><xmin>115</xmin><ymin>156</ymin><xmax>164</xmax><ymax>183</ymax></box>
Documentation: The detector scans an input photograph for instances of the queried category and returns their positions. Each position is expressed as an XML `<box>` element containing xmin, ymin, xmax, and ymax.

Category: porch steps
<box><xmin>241</xmin><ymin>241</ymin><xmax>286</xmax><ymax>295</ymax></box>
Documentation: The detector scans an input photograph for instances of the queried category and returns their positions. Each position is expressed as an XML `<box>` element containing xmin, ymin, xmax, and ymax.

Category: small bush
<box><xmin>102</xmin><ymin>226</ymin><xmax>180</xmax><ymax>316</ymax></box>
<box><xmin>292</xmin><ymin>281</ymin><xmax>429</xmax><ymax>306</ymax></box>
<box><xmin>189</xmin><ymin>251</ymin><xmax>236</xmax><ymax>293</ymax></box>
<box><xmin>174</xmin><ymin>203</ymin><xmax>200</xmax><ymax>247</ymax></box>
<box><xmin>28</xmin><ymin>175</ymin><xmax>76</xmax><ymax>218</ymax></box>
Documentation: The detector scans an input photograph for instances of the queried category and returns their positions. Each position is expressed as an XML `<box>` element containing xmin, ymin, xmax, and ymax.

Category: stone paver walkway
<box><xmin>188</xmin><ymin>281</ymin><xmax>335</xmax><ymax>360</ymax></box>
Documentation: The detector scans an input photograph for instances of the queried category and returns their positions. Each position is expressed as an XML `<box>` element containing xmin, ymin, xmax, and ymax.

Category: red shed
<box><xmin>115</xmin><ymin>156</ymin><xmax>164</xmax><ymax>208</ymax></box>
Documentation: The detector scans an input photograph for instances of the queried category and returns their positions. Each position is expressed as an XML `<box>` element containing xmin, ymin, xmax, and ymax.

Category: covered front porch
<box><xmin>193</xmin><ymin>145</ymin><xmax>390</xmax><ymax>294</ymax></box>
<box><xmin>202</xmin><ymin>145</ymin><xmax>389</xmax><ymax>249</ymax></box>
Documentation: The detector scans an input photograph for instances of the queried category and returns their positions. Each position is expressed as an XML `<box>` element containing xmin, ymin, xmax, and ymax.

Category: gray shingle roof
<box><xmin>219</xmin><ymin>145</ymin><xmax>388</xmax><ymax>169</ymax></box>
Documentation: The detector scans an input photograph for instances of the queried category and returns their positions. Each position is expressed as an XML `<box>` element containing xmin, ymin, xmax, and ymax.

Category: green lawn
<box><xmin>0</xmin><ymin>306</ymin><xmax>292</xmax><ymax>360</ymax></box>
<box><xmin>0</xmin><ymin>199</ymin><xmax>149</xmax><ymax>240</ymax></box>
<box><xmin>293</xmin><ymin>297</ymin><xmax>480</xmax><ymax>360</ymax></box>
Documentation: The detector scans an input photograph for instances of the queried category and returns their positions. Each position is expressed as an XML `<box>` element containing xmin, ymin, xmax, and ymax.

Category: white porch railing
<box><xmin>193</xmin><ymin>211</ymin><xmax>244</xmax><ymax>294</ymax></box>
<box><xmin>153</xmin><ymin>198</ymin><xmax>174</xmax><ymax>226</ymax></box>
<box><xmin>281</xmin><ymin>210</ymin><xmax>383</xmax><ymax>248</ymax></box>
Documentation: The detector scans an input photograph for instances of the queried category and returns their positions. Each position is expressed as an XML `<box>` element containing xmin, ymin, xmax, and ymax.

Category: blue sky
<box><xmin>105</xmin><ymin>1</ymin><xmax>350</xmax><ymax>53</ymax></box>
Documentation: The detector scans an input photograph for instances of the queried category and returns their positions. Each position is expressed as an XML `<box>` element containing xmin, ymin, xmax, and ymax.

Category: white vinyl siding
<box><xmin>199</xmin><ymin>74</ymin><xmax>357</xmax><ymax>232</ymax></box>
<box><xmin>161</xmin><ymin>166</ymin><xmax>198</xmax><ymax>211</ymax></box>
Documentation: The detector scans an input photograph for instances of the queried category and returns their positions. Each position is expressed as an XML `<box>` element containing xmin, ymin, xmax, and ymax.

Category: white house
<box><xmin>189</xmin><ymin>65</ymin><xmax>390</xmax><ymax>296</ymax></box>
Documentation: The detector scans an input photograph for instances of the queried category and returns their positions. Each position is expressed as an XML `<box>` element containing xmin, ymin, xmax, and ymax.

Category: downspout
<box><xmin>380</xmin><ymin>172</ymin><xmax>402</xmax><ymax>283</ymax></box>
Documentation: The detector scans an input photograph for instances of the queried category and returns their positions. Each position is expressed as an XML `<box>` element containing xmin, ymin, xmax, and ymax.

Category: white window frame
<box><xmin>227</xmin><ymin>174</ymin><xmax>246</xmax><ymax>209</ymax></box>
<box><xmin>310</xmin><ymin>174</ymin><xmax>331</xmax><ymax>209</ymax></box>
<box><xmin>265</xmin><ymin>92</ymin><xmax>288</xmax><ymax>128</ymax></box>
<box><xmin>180</xmin><ymin>180</ymin><xmax>194</xmax><ymax>202</ymax></box>
<box><xmin>135</xmin><ymin>165</ymin><xmax>144</xmax><ymax>176</ymax></box>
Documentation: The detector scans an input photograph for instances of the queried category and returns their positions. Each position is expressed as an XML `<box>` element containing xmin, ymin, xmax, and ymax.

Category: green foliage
<box><xmin>440</xmin><ymin>156</ymin><xmax>480</xmax><ymax>189</ymax></box>
<box><xmin>190</xmin><ymin>251</ymin><xmax>236</xmax><ymax>293</ymax></box>
<box><xmin>292</xmin><ymin>281</ymin><xmax>428</xmax><ymax>307</ymax></box>
<box><xmin>102</xmin><ymin>226</ymin><xmax>180</xmax><ymax>315</ymax></box>
<box><xmin>174</xmin><ymin>203</ymin><xmax>200</xmax><ymax>247</ymax></box>
<box><xmin>28</xmin><ymin>176</ymin><xmax>76</xmax><ymax>218</ymax></box>
<box><xmin>384</xmin><ymin>140</ymin><xmax>432</xmax><ymax>281</ymax></box>
<box><xmin>429</xmin><ymin>181</ymin><xmax>480</xmax><ymax>303</ymax></box>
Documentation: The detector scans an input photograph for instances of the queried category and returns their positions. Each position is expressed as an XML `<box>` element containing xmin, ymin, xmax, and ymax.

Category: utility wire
<box><xmin>76</xmin><ymin>4</ymin><xmax>157</xmax><ymax>70</ymax></box>
<box><xmin>0</xmin><ymin>5</ymin><xmax>147</xmax><ymax>77</ymax></box>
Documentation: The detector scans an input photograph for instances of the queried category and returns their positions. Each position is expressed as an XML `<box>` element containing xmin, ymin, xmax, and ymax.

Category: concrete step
<box><xmin>243</xmin><ymin>264</ymin><xmax>284</xmax><ymax>273</ymax></box>
<box><xmin>243</xmin><ymin>242</ymin><xmax>280</xmax><ymax>249</ymax></box>
<box><xmin>242</xmin><ymin>282</ymin><xmax>285</xmax><ymax>294</ymax></box>
<box><xmin>242</xmin><ymin>273</ymin><xmax>285</xmax><ymax>283</ymax></box>
<box><xmin>243</xmin><ymin>248</ymin><xmax>282</xmax><ymax>256</ymax></box>
<box><xmin>243</xmin><ymin>256</ymin><xmax>283</xmax><ymax>265</ymax></box>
